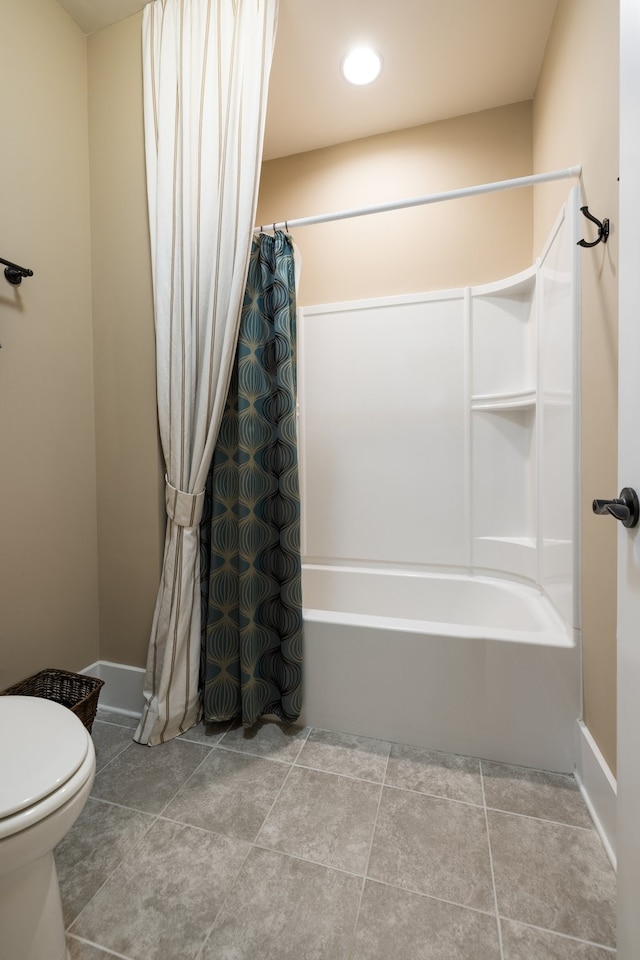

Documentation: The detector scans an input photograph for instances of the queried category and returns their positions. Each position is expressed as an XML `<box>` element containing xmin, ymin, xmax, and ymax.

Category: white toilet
<box><xmin>0</xmin><ymin>695</ymin><xmax>96</xmax><ymax>960</ymax></box>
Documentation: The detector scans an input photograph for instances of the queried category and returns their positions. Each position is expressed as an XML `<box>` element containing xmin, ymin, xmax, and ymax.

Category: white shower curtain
<box><xmin>134</xmin><ymin>0</ymin><xmax>278</xmax><ymax>746</ymax></box>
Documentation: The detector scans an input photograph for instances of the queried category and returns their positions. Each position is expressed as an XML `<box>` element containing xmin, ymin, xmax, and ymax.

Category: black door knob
<box><xmin>592</xmin><ymin>487</ymin><xmax>640</xmax><ymax>528</ymax></box>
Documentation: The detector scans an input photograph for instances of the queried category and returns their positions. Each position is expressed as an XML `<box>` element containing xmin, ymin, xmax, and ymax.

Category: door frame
<box><xmin>615</xmin><ymin>0</ymin><xmax>640</xmax><ymax>956</ymax></box>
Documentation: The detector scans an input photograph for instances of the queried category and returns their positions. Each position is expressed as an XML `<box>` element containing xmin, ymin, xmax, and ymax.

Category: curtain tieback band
<box><xmin>165</xmin><ymin>478</ymin><xmax>205</xmax><ymax>527</ymax></box>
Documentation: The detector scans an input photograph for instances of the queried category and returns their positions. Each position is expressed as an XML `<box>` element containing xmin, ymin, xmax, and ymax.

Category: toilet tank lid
<box><xmin>0</xmin><ymin>696</ymin><xmax>90</xmax><ymax>818</ymax></box>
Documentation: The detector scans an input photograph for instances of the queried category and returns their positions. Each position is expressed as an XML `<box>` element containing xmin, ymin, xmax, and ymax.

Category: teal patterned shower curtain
<box><xmin>200</xmin><ymin>231</ymin><xmax>303</xmax><ymax>726</ymax></box>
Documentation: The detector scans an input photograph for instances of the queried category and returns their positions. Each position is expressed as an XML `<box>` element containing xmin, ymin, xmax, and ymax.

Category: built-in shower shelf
<box><xmin>542</xmin><ymin>390</ymin><xmax>572</xmax><ymax>406</ymax></box>
<box><xmin>471</xmin><ymin>265</ymin><xmax>536</xmax><ymax>299</ymax></box>
<box><xmin>471</xmin><ymin>390</ymin><xmax>536</xmax><ymax>411</ymax></box>
<box><xmin>473</xmin><ymin>535</ymin><xmax>537</xmax><ymax>580</ymax></box>
<box><xmin>476</xmin><ymin>536</ymin><xmax>536</xmax><ymax>548</ymax></box>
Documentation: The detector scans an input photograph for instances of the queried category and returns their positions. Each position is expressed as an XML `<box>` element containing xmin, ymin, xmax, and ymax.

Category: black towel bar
<box><xmin>0</xmin><ymin>256</ymin><xmax>33</xmax><ymax>285</ymax></box>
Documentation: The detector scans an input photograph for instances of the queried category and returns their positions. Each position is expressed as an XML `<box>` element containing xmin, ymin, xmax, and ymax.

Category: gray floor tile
<box><xmin>482</xmin><ymin>761</ymin><xmax>593</xmax><ymax>829</ymax></box>
<box><xmin>90</xmin><ymin>738</ymin><xmax>210</xmax><ymax>814</ymax></box>
<box><xmin>67</xmin><ymin>937</ymin><xmax>119</xmax><ymax>960</ymax></box>
<box><xmin>220</xmin><ymin>718</ymin><xmax>310</xmax><ymax>761</ymax></box>
<box><xmin>368</xmin><ymin>786</ymin><xmax>495</xmax><ymax>912</ymax></box>
<box><xmin>201</xmin><ymin>846</ymin><xmax>362</xmax><ymax>960</ymax></box>
<box><xmin>501</xmin><ymin>920</ymin><xmax>616</xmax><ymax>959</ymax></box>
<box><xmin>56</xmin><ymin>720</ymin><xmax>617</xmax><ymax>960</ymax></box>
<box><xmin>488</xmin><ymin>810</ymin><xmax>616</xmax><ymax>948</ymax></box>
<box><xmin>296</xmin><ymin>728</ymin><xmax>390</xmax><ymax>782</ymax></box>
<box><xmin>177</xmin><ymin>719</ymin><xmax>231</xmax><ymax>744</ymax></box>
<box><xmin>386</xmin><ymin>743</ymin><xmax>483</xmax><ymax>804</ymax></box>
<box><xmin>91</xmin><ymin>721</ymin><xmax>134</xmax><ymax>773</ymax></box>
<box><xmin>70</xmin><ymin>819</ymin><xmax>249</xmax><ymax>960</ymax></box>
<box><xmin>95</xmin><ymin>708</ymin><xmax>139</xmax><ymax>729</ymax></box>
<box><xmin>352</xmin><ymin>880</ymin><xmax>501</xmax><ymax>960</ymax></box>
<box><xmin>164</xmin><ymin>746</ymin><xmax>290</xmax><ymax>841</ymax></box>
<box><xmin>56</xmin><ymin>798</ymin><xmax>154</xmax><ymax>926</ymax></box>
<box><xmin>257</xmin><ymin>766</ymin><xmax>381</xmax><ymax>875</ymax></box>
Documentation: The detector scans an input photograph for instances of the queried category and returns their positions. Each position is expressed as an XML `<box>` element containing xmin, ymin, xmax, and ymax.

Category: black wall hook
<box><xmin>0</xmin><ymin>256</ymin><xmax>34</xmax><ymax>285</ymax></box>
<box><xmin>577</xmin><ymin>206</ymin><xmax>609</xmax><ymax>247</ymax></box>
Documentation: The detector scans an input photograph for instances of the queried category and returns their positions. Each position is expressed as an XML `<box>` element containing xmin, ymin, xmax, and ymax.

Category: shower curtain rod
<box><xmin>254</xmin><ymin>165</ymin><xmax>582</xmax><ymax>233</ymax></box>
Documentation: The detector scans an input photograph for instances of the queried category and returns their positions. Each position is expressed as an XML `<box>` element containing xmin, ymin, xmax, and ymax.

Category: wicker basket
<box><xmin>0</xmin><ymin>668</ymin><xmax>104</xmax><ymax>733</ymax></box>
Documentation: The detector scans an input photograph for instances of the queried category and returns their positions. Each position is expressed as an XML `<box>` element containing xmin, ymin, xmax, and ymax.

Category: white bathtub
<box><xmin>301</xmin><ymin>565</ymin><xmax>581</xmax><ymax>772</ymax></box>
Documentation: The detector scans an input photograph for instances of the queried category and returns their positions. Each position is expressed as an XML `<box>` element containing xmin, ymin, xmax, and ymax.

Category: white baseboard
<box><xmin>82</xmin><ymin>660</ymin><xmax>145</xmax><ymax>718</ymax></box>
<box><xmin>574</xmin><ymin>719</ymin><xmax>617</xmax><ymax>871</ymax></box>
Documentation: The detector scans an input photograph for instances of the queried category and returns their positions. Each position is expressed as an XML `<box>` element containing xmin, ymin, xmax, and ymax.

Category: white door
<box><xmin>616</xmin><ymin>1</ymin><xmax>640</xmax><ymax>956</ymax></box>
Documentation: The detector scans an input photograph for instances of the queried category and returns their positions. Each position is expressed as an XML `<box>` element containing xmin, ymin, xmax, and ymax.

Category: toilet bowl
<box><xmin>0</xmin><ymin>695</ymin><xmax>96</xmax><ymax>960</ymax></box>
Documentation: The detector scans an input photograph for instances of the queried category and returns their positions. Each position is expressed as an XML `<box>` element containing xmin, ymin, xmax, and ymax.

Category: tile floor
<box><xmin>56</xmin><ymin>710</ymin><xmax>617</xmax><ymax>960</ymax></box>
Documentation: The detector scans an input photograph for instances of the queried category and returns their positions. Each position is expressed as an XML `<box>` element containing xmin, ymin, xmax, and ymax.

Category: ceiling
<box><xmin>57</xmin><ymin>0</ymin><xmax>558</xmax><ymax>160</ymax></box>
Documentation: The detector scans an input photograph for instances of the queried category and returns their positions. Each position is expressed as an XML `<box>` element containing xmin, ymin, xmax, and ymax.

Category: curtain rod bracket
<box><xmin>0</xmin><ymin>256</ymin><xmax>34</xmax><ymax>285</ymax></box>
<box><xmin>577</xmin><ymin>206</ymin><xmax>609</xmax><ymax>247</ymax></box>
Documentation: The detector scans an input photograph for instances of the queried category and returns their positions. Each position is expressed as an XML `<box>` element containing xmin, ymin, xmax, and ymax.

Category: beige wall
<box><xmin>257</xmin><ymin>102</ymin><xmax>533</xmax><ymax>306</ymax></box>
<box><xmin>533</xmin><ymin>0</ymin><xmax>619</xmax><ymax>774</ymax></box>
<box><xmin>0</xmin><ymin>0</ymin><xmax>99</xmax><ymax>688</ymax></box>
<box><xmin>88</xmin><ymin>13</ymin><xmax>164</xmax><ymax>668</ymax></box>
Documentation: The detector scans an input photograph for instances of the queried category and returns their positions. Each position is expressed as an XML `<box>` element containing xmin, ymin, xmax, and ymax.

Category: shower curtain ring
<box><xmin>273</xmin><ymin>222</ymin><xmax>276</xmax><ymax>234</ymax></box>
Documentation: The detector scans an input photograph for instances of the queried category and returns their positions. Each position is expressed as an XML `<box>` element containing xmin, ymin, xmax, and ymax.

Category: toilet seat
<box><xmin>0</xmin><ymin>696</ymin><xmax>93</xmax><ymax>840</ymax></box>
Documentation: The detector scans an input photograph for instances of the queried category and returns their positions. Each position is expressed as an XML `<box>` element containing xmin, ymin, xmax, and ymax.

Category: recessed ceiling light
<box><xmin>341</xmin><ymin>46</ymin><xmax>383</xmax><ymax>86</ymax></box>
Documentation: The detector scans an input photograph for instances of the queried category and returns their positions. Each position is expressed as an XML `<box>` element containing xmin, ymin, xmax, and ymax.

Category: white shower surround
<box><xmin>298</xmin><ymin>191</ymin><xmax>581</xmax><ymax>772</ymax></box>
